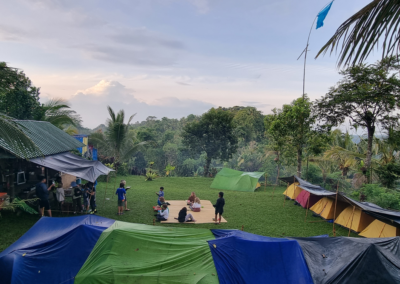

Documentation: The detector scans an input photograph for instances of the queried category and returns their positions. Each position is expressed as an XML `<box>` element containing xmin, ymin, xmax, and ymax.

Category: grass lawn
<box><xmin>0</xmin><ymin>176</ymin><xmax>358</xmax><ymax>252</ymax></box>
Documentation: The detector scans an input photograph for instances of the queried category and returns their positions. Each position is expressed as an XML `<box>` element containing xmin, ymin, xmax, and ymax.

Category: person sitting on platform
<box><xmin>176</xmin><ymin>207</ymin><xmax>196</xmax><ymax>223</ymax></box>
<box><xmin>156</xmin><ymin>204</ymin><xmax>169</xmax><ymax>221</ymax></box>
<box><xmin>190</xmin><ymin>197</ymin><xmax>201</xmax><ymax>211</ymax></box>
<box><xmin>187</xmin><ymin>192</ymin><xmax>196</xmax><ymax>205</ymax></box>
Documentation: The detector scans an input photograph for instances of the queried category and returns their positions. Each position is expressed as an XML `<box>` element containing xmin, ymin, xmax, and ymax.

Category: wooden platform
<box><xmin>161</xmin><ymin>200</ymin><xmax>227</xmax><ymax>224</ymax></box>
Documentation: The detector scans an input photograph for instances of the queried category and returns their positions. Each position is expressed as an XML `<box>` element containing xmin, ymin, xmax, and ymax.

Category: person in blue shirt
<box><xmin>115</xmin><ymin>182</ymin><xmax>126</xmax><ymax>215</ymax></box>
<box><xmin>35</xmin><ymin>176</ymin><xmax>55</xmax><ymax>217</ymax></box>
<box><xmin>156</xmin><ymin>187</ymin><xmax>164</xmax><ymax>206</ymax></box>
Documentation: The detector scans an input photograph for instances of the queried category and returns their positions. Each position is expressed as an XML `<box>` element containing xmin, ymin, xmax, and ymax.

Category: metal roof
<box><xmin>0</xmin><ymin>120</ymin><xmax>85</xmax><ymax>159</ymax></box>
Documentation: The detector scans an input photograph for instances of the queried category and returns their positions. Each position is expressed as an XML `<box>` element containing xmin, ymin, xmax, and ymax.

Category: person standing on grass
<box><xmin>120</xmin><ymin>180</ymin><xmax>130</xmax><ymax>211</ymax></box>
<box><xmin>88</xmin><ymin>183</ymin><xmax>97</xmax><ymax>214</ymax></box>
<box><xmin>72</xmin><ymin>184</ymin><xmax>83</xmax><ymax>214</ymax></box>
<box><xmin>156</xmin><ymin>187</ymin><xmax>164</xmax><ymax>205</ymax></box>
<box><xmin>35</xmin><ymin>176</ymin><xmax>54</xmax><ymax>217</ymax></box>
<box><xmin>56</xmin><ymin>182</ymin><xmax>65</xmax><ymax>212</ymax></box>
<box><xmin>213</xmin><ymin>192</ymin><xmax>225</xmax><ymax>225</ymax></box>
<box><xmin>115</xmin><ymin>182</ymin><xmax>126</xmax><ymax>215</ymax></box>
<box><xmin>83</xmin><ymin>184</ymin><xmax>90</xmax><ymax>213</ymax></box>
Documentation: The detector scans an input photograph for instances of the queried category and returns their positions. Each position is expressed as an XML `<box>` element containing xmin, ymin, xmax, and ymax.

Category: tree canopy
<box><xmin>182</xmin><ymin>108</ymin><xmax>238</xmax><ymax>177</ymax></box>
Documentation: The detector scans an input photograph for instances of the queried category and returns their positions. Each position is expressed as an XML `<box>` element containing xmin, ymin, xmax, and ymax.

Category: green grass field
<box><xmin>0</xmin><ymin>176</ymin><xmax>357</xmax><ymax>252</ymax></box>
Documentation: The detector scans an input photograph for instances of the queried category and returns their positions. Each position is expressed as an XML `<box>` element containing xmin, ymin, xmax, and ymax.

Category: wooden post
<box><xmin>348</xmin><ymin>206</ymin><xmax>356</xmax><ymax>237</ymax></box>
<box><xmin>103</xmin><ymin>175</ymin><xmax>109</xmax><ymax>206</ymax></box>
<box><xmin>153</xmin><ymin>218</ymin><xmax>155</xmax><ymax>226</ymax></box>
<box><xmin>304</xmin><ymin>193</ymin><xmax>310</xmax><ymax>222</ymax></box>
<box><xmin>241</xmin><ymin>225</ymin><xmax>244</xmax><ymax>231</ymax></box>
<box><xmin>332</xmin><ymin>182</ymin><xmax>339</xmax><ymax>237</ymax></box>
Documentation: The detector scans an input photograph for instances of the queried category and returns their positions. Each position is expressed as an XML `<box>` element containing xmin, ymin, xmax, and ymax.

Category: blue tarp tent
<box><xmin>0</xmin><ymin>215</ymin><xmax>114</xmax><ymax>284</ymax></box>
<box><xmin>208</xmin><ymin>230</ymin><xmax>314</xmax><ymax>284</ymax></box>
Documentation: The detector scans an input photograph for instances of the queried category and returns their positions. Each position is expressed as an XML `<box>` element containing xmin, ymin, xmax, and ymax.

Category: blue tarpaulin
<box><xmin>0</xmin><ymin>215</ymin><xmax>114</xmax><ymax>284</ymax></box>
<box><xmin>208</xmin><ymin>230</ymin><xmax>314</xmax><ymax>284</ymax></box>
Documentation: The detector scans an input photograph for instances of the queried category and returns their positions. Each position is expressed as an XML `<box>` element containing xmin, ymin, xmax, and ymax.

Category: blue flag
<box><xmin>316</xmin><ymin>1</ymin><xmax>334</xmax><ymax>29</ymax></box>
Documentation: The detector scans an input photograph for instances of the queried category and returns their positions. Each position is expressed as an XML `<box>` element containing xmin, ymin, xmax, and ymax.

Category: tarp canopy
<box><xmin>0</xmin><ymin>215</ymin><xmax>114</xmax><ymax>284</ymax></box>
<box><xmin>75</xmin><ymin>221</ymin><xmax>219</xmax><ymax>284</ymax></box>
<box><xmin>280</xmin><ymin>175</ymin><xmax>336</xmax><ymax>197</ymax></box>
<box><xmin>360</xmin><ymin>219</ymin><xmax>400</xmax><ymax>238</ymax></box>
<box><xmin>208</xmin><ymin>230</ymin><xmax>313</xmax><ymax>284</ymax></box>
<box><xmin>30</xmin><ymin>152</ymin><xmax>113</xmax><ymax>182</ymax></box>
<box><xmin>334</xmin><ymin>206</ymin><xmax>375</xmax><ymax>233</ymax></box>
<box><xmin>210</xmin><ymin>168</ymin><xmax>264</xmax><ymax>192</ymax></box>
<box><xmin>296</xmin><ymin>190</ymin><xmax>322</xmax><ymax>209</ymax></box>
<box><xmin>293</xmin><ymin>236</ymin><xmax>400</xmax><ymax>284</ymax></box>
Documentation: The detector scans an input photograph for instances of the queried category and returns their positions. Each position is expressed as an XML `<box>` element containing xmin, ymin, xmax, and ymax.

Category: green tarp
<box><xmin>210</xmin><ymin>168</ymin><xmax>264</xmax><ymax>192</ymax></box>
<box><xmin>75</xmin><ymin>221</ymin><xmax>219</xmax><ymax>284</ymax></box>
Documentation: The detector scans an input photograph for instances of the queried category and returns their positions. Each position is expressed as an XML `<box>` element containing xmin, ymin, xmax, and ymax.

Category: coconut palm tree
<box><xmin>89</xmin><ymin>106</ymin><xmax>147</xmax><ymax>165</ymax></box>
<box><xmin>317</xmin><ymin>0</ymin><xmax>400</xmax><ymax>66</ymax></box>
<box><xmin>0</xmin><ymin>113</ymin><xmax>42</xmax><ymax>158</ymax></box>
<box><xmin>34</xmin><ymin>98</ymin><xmax>81</xmax><ymax>130</ymax></box>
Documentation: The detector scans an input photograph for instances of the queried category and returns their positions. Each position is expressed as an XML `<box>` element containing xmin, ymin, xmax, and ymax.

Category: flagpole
<box><xmin>300</xmin><ymin>17</ymin><xmax>317</xmax><ymax>99</ymax></box>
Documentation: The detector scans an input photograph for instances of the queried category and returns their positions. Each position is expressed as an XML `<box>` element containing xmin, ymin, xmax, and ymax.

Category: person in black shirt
<box><xmin>213</xmin><ymin>192</ymin><xmax>225</xmax><ymax>224</ymax></box>
<box><xmin>35</xmin><ymin>176</ymin><xmax>54</xmax><ymax>217</ymax></box>
<box><xmin>176</xmin><ymin>207</ymin><xmax>196</xmax><ymax>223</ymax></box>
<box><xmin>72</xmin><ymin>185</ymin><xmax>83</xmax><ymax>214</ymax></box>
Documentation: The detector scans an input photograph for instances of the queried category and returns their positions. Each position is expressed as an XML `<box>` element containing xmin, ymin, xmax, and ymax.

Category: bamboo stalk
<box><xmin>332</xmin><ymin>182</ymin><xmax>339</xmax><ymax>237</ymax></box>
<box><xmin>378</xmin><ymin>223</ymin><xmax>386</xmax><ymax>238</ymax></box>
<box><xmin>348</xmin><ymin>206</ymin><xmax>356</xmax><ymax>237</ymax></box>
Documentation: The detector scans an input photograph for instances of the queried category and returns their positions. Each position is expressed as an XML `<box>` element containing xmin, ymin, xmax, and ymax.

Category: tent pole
<box><xmin>348</xmin><ymin>205</ymin><xmax>356</xmax><ymax>237</ymax></box>
<box><xmin>103</xmin><ymin>174</ymin><xmax>109</xmax><ymax>206</ymax></box>
<box><xmin>112</xmin><ymin>165</ymin><xmax>118</xmax><ymax>199</ymax></box>
<box><xmin>378</xmin><ymin>223</ymin><xmax>386</xmax><ymax>238</ymax></box>
<box><xmin>304</xmin><ymin>193</ymin><xmax>310</xmax><ymax>222</ymax></box>
<box><xmin>332</xmin><ymin>182</ymin><xmax>339</xmax><ymax>237</ymax></box>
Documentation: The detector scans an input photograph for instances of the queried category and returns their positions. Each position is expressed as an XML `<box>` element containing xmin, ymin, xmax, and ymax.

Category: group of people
<box><xmin>152</xmin><ymin>188</ymin><xmax>225</xmax><ymax>225</ymax></box>
<box><xmin>35</xmin><ymin>176</ymin><xmax>97</xmax><ymax>217</ymax></box>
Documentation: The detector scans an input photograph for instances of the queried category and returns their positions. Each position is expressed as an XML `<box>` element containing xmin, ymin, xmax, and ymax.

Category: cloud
<box><xmin>190</xmin><ymin>0</ymin><xmax>210</xmax><ymax>13</ymax></box>
<box><xmin>70</xmin><ymin>80</ymin><xmax>214</xmax><ymax>128</ymax></box>
<box><xmin>240</xmin><ymin>101</ymin><xmax>271</xmax><ymax>108</ymax></box>
<box><xmin>0</xmin><ymin>25</ymin><xmax>28</xmax><ymax>41</ymax></box>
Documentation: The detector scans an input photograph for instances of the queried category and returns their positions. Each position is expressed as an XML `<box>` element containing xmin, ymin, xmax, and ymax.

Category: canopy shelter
<box><xmin>296</xmin><ymin>190</ymin><xmax>322</xmax><ymax>209</ymax></box>
<box><xmin>293</xmin><ymin>236</ymin><xmax>400</xmax><ymax>284</ymax></box>
<box><xmin>279</xmin><ymin>175</ymin><xmax>336</xmax><ymax>197</ymax></box>
<box><xmin>210</xmin><ymin>168</ymin><xmax>264</xmax><ymax>192</ymax></box>
<box><xmin>30</xmin><ymin>152</ymin><xmax>113</xmax><ymax>183</ymax></box>
<box><xmin>209</xmin><ymin>230</ymin><xmax>313</xmax><ymax>284</ymax></box>
<box><xmin>360</xmin><ymin>219</ymin><xmax>400</xmax><ymax>238</ymax></box>
<box><xmin>310</xmin><ymin>197</ymin><xmax>347</xmax><ymax>220</ymax></box>
<box><xmin>334</xmin><ymin>206</ymin><xmax>375</xmax><ymax>233</ymax></box>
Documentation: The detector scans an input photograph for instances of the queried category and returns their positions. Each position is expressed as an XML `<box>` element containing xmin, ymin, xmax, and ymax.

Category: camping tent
<box><xmin>283</xmin><ymin>182</ymin><xmax>303</xmax><ymax>199</ymax></box>
<box><xmin>359</xmin><ymin>219</ymin><xmax>400</xmax><ymax>238</ymax></box>
<box><xmin>279</xmin><ymin>175</ymin><xmax>336</xmax><ymax>197</ymax></box>
<box><xmin>310</xmin><ymin>197</ymin><xmax>347</xmax><ymax>220</ymax></box>
<box><xmin>209</xmin><ymin>230</ymin><xmax>314</xmax><ymax>284</ymax></box>
<box><xmin>210</xmin><ymin>168</ymin><xmax>264</xmax><ymax>192</ymax></box>
<box><xmin>296</xmin><ymin>190</ymin><xmax>322</xmax><ymax>209</ymax></box>
<box><xmin>334</xmin><ymin>206</ymin><xmax>375</xmax><ymax>233</ymax></box>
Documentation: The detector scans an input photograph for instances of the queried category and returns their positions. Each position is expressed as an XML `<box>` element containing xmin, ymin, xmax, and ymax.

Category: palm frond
<box><xmin>0</xmin><ymin>114</ymin><xmax>43</xmax><ymax>159</ymax></box>
<box><xmin>317</xmin><ymin>0</ymin><xmax>400</xmax><ymax>66</ymax></box>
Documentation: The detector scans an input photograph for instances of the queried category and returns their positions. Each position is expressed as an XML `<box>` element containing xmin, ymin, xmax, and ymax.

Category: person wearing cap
<box><xmin>35</xmin><ymin>176</ymin><xmax>54</xmax><ymax>217</ymax></box>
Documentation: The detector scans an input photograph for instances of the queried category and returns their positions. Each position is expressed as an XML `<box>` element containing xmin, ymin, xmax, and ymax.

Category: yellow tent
<box><xmin>334</xmin><ymin>206</ymin><xmax>375</xmax><ymax>233</ymax></box>
<box><xmin>359</xmin><ymin>219</ymin><xmax>400</xmax><ymax>238</ymax></box>
<box><xmin>310</xmin><ymin>197</ymin><xmax>347</xmax><ymax>220</ymax></box>
<box><xmin>283</xmin><ymin>182</ymin><xmax>302</xmax><ymax>200</ymax></box>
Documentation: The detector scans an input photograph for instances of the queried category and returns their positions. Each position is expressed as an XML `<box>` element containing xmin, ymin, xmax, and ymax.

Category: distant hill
<box><xmin>76</xmin><ymin>124</ymin><xmax>107</xmax><ymax>135</ymax></box>
<box><xmin>93</xmin><ymin>124</ymin><xmax>107</xmax><ymax>133</ymax></box>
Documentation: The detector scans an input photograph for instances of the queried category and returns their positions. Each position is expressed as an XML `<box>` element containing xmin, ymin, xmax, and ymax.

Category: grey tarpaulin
<box><xmin>291</xmin><ymin>236</ymin><xmax>400</xmax><ymax>284</ymax></box>
<box><xmin>279</xmin><ymin>175</ymin><xmax>336</xmax><ymax>197</ymax></box>
<box><xmin>30</xmin><ymin>152</ymin><xmax>113</xmax><ymax>182</ymax></box>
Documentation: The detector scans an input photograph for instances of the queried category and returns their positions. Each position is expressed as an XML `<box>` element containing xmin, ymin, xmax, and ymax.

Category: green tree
<box><xmin>33</xmin><ymin>98</ymin><xmax>81</xmax><ymax>130</ymax></box>
<box><xmin>0</xmin><ymin>62</ymin><xmax>40</xmax><ymax>119</ymax></box>
<box><xmin>89</xmin><ymin>106</ymin><xmax>147</xmax><ymax>165</ymax></box>
<box><xmin>233</xmin><ymin>107</ymin><xmax>265</xmax><ymax>142</ymax></box>
<box><xmin>182</xmin><ymin>108</ymin><xmax>238</xmax><ymax>177</ymax></box>
<box><xmin>317</xmin><ymin>0</ymin><xmax>400</xmax><ymax>66</ymax></box>
<box><xmin>315</xmin><ymin>57</ymin><xmax>400</xmax><ymax>171</ymax></box>
<box><xmin>265</xmin><ymin>96</ymin><xmax>315</xmax><ymax>178</ymax></box>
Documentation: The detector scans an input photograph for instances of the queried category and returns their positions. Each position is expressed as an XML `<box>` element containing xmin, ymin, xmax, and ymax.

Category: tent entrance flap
<box><xmin>30</xmin><ymin>152</ymin><xmax>113</xmax><ymax>182</ymax></box>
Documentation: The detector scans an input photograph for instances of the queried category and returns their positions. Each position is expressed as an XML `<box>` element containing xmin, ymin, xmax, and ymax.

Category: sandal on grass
<box><xmin>125</xmin><ymin>209</ymin><xmax>130</xmax><ymax>211</ymax></box>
